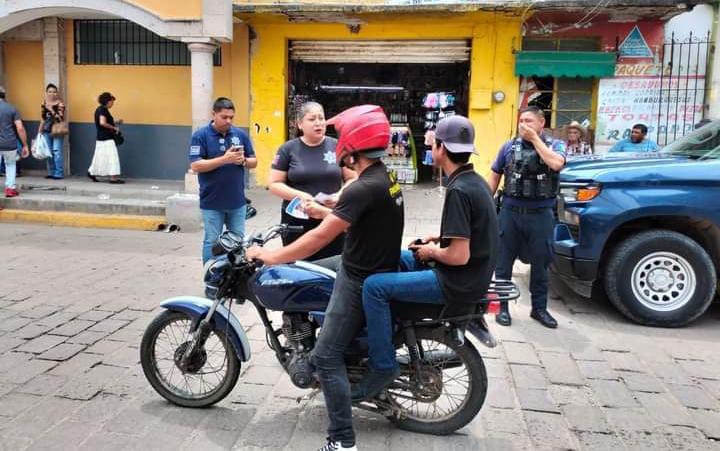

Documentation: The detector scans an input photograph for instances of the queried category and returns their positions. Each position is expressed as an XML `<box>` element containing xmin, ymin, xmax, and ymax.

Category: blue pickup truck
<box><xmin>553</xmin><ymin>121</ymin><xmax>720</xmax><ymax>327</ymax></box>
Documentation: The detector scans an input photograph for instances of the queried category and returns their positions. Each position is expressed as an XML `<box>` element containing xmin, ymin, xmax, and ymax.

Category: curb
<box><xmin>0</xmin><ymin>209</ymin><xmax>167</xmax><ymax>231</ymax></box>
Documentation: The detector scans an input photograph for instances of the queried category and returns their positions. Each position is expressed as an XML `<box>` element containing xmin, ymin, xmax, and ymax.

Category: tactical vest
<box><xmin>503</xmin><ymin>136</ymin><xmax>560</xmax><ymax>200</ymax></box>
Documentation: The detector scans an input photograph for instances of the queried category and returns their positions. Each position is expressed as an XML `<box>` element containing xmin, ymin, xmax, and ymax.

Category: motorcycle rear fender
<box><xmin>160</xmin><ymin>296</ymin><xmax>251</xmax><ymax>362</ymax></box>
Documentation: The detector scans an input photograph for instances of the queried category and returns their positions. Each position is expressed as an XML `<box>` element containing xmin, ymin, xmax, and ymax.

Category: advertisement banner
<box><xmin>595</xmin><ymin>76</ymin><xmax>705</xmax><ymax>152</ymax></box>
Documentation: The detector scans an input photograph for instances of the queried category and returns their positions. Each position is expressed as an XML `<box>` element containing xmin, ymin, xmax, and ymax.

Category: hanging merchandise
<box><xmin>422</xmin><ymin>91</ymin><xmax>456</xmax><ymax>132</ymax></box>
<box><xmin>383</xmin><ymin>124</ymin><xmax>417</xmax><ymax>184</ymax></box>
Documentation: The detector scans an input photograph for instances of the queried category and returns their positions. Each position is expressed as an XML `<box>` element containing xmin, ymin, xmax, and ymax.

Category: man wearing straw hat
<box><xmin>564</xmin><ymin>121</ymin><xmax>593</xmax><ymax>157</ymax></box>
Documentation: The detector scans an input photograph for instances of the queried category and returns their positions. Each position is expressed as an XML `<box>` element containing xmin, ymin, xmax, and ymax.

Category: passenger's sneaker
<box><xmin>351</xmin><ymin>367</ymin><xmax>400</xmax><ymax>401</ymax></box>
<box><xmin>4</xmin><ymin>187</ymin><xmax>18</xmax><ymax>198</ymax></box>
<box><xmin>318</xmin><ymin>437</ymin><xmax>357</xmax><ymax>451</ymax></box>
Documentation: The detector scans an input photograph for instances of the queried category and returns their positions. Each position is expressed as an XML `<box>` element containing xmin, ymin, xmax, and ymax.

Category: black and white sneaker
<box><xmin>318</xmin><ymin>437</ymin><xmax>358</xmax><ymax>451</ymax></box>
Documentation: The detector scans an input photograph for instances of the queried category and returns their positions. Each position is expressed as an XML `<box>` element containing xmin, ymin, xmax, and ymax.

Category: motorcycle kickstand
<box><xmin>296</xmin><ymin>387</ymin><xmax>321</xmax><ymax>404</ymax></box>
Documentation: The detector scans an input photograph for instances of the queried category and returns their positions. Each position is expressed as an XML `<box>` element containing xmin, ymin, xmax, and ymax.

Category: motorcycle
<box><xmin>140</xmin><ymin>224</ymin><xmax>519</xmax><ymax>435</ymax></box>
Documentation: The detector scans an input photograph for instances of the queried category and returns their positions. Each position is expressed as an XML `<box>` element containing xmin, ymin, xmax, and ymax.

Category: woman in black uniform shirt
<box><xmin>269</xmin><ymin>102</ymin><xmax>357</xmax><ymax>260</ymax></box>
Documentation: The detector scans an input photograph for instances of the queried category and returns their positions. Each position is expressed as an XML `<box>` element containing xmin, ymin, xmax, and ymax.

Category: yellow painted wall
<box><xmin>231</xmin><ymin>24</ymin><xmax>251</xmax><ymax>127</ymax></box>
<box><xmin>65</xmin><ymin>20</ymin><xmax>236</xmax><ymax>127</ymax></box>
<box><xmin>128</xmin><ymin>0</ymin><xmax>203</xmax><ymax>20</ymax></box>
<box><xmin>3</xmin><ymin>41</ymin><xmax>45</xmax><ymax>122</ymax></box>
<box><xmin>244</xmin><ymin>12</ymin><xmax>522</xmax><ymax>185</ymax></box>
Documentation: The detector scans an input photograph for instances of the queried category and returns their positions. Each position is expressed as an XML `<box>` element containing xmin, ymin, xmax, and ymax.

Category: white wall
<box><xmin>664</xmin><ymin>4</ymin><xmax>713</xmax><ymax>70</ymax></box>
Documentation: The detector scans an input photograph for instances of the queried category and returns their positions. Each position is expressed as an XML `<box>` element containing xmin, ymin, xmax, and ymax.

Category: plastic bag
<box><xmin>31</xmin><ymin>133</ymin><xmax>52</xmax><ymax>159</ymax></box>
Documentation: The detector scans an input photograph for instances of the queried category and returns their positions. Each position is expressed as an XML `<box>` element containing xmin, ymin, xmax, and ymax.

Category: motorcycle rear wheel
<box><xmin>387</xmin><ymin>326</ymin><xmax>487</xmax><ymax>435</ymax></box>
<box><xmin>140</xmin><ymin>310</ymin><xmax>240</xmax><ymax>407</ymax></box>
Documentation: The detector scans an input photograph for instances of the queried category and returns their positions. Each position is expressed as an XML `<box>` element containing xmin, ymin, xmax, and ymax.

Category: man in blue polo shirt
<box><xmin>488</xmin><ymin>106</ymin><xmax>566</xmax><ymax>329</ymax></box>
<box><xmin>609</xmin><ymin>123</ymin><xmax>659</xmax><ymax>153</ymax></box>
<box><xmin>189</xmin><ymin>97</ymin><xmax>257</xmax><ymax>264</ymax></box>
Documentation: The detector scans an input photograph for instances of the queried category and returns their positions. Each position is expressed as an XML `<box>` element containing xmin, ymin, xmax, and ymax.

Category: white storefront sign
<box><xmin>595</xmin><ymin>76</ymin><xmax>705</xmax><ymax>152</ymax></box>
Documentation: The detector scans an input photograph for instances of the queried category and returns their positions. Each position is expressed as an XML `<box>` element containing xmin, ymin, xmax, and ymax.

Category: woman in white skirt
<box><xmin>88</xmin><ymin>92</ymin><xmax>124</xmax><ymax>184</ymax></box>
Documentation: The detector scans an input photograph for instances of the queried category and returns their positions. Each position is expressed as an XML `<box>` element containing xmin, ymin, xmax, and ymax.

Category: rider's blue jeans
<box><xmin>310</xmin><ymin>265</ymin><xmax>366</xmax><ymax>445</ymax></box>
<box><xmin>362</xmin><ymin>250</ymin><xmax>444</xmax><ymax>372</ymax></box>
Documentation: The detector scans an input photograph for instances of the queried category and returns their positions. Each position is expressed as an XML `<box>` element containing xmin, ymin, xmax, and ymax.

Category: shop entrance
<box><xmin>288</xmin><ymin>40</ymin><xmax>471</xmax><ymax>183</ymax></box>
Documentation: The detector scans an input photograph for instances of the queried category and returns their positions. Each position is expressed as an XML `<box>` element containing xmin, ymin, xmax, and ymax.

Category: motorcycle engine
<box><xmin>282</xmin><ymin>313</ymin><xmax>317</xmax><ymax>389</ymax></box>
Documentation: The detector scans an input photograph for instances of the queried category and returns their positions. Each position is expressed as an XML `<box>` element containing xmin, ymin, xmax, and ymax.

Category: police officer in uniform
<box><xmin>488</xmin><ymin>106</ymin><xmax>566</xmax><ymax>328</ymax></box>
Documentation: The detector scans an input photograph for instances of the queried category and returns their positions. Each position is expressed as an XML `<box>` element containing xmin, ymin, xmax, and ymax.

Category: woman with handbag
<box><xmin>87</xmin><ymin>92</ymin><xmax>124</xmax><ymax>184</ymax></box>
<box><xmin>41</xmin><ymin>83</ymin><xmax>67</xmax><ymax>179</ymax></box>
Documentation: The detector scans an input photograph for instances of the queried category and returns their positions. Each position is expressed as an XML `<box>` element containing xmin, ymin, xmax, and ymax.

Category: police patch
<box><xmin>189</xmin><ymin>145</ymin><xmax>201</xmax><ymax>156</ymax></box>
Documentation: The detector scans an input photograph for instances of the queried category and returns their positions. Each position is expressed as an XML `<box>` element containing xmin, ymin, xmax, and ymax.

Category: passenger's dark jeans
<box><xmin>496</xmin><ymin>206</ymin><xmax>555</xmax><ymax>310</ymax></box>
<box><xmin>310</xmin><ymin>265</ymin><xmax>365</xmax><ymax>445</ymax></box>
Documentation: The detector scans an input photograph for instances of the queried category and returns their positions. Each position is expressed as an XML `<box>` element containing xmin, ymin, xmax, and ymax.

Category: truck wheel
<box><xmin>604</xmin><ymin>230</ymin><xmax>716</xmax><ymax>327</ymax></box>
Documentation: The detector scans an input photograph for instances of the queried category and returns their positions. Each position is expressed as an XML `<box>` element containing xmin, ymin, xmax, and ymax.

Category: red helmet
<box><xmin>327</xmin><ymin>105</ymin><xmax>390</xmax><ymax>165</ymax></box>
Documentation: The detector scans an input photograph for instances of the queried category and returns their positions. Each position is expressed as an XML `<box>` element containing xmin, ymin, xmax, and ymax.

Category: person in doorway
<box><xmin>489</xmin><ymin>106</ymin><xmax>566</xmax><ymax>329</ymax></box>
<box><xmin>0</xmin><ymin>85</ymin><xmax>29</xmax><ymax>198</ymax></box>
<box><xmin>608</xmin><ymin>123</ymin><xmax>659</xmax><ymax>153</ymax></box>
<box><xmin>88</xmin><ymin>92</ymin><xmax>124</xmax><ymax>183</ymax></box>
<box><xmin>189</xmin><ymin>97</ymin><xmax>257</xmax><ymax>265</ymax></box>
<box><xmin>269</xmin><ymin>101</ymin><xmax>357</xmax><ymax>260</ymax></box>
<box><xmin>563</xmin><ymin>121</ymin><xmax>592</xmax><ymax>157</ymax></box>
<box><xmin>353</xmin><ymin>115</ymin><xmax>499</xmax><ymax>401</ymax></box>
<box><xmin>41</xmin><ymin>83</ymin><xmax>66</xmax><ymax>179</ymax></box>
<box><xmin>247</xmin><ymin>105</ymin><xmax>404</xmax><ymax>451</ymax></box>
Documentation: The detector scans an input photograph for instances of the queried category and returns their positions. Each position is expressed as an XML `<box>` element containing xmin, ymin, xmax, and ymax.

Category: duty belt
<box><xmin>505</xmin><ymin>205</ymin><xmax>551</xmax><ymax>215</ymax></box>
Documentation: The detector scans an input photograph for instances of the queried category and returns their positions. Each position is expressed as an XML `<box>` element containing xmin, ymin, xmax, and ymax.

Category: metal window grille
<box><xmin>655</xmin><ymin>31</ymin><xmax>712</xmax><ymax>146</ymax></box>
<box><xmin>74</xmin><ymin>20</ymin><xmax>221</xmax><ymax>66</ymax></box>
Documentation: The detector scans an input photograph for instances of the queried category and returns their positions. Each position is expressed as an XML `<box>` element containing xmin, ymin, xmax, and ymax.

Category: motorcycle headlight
<box><xmin>203</xmin><ymin>255</ymin><xmax>230</xmax><ymax>299</ymax></box>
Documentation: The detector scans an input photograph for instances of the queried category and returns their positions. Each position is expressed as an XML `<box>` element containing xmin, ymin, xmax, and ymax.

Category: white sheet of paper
<box><xmin>314</xmin><ymin>192</ymin><xmax>334</xmax><ymax>204</ymax></box>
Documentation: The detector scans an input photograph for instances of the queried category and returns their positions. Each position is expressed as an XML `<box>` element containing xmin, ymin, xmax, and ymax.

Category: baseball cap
<box><xmin>435</xmin><ymin>115</ymin><xmax>476</xmax><ymax>154</ymax></box>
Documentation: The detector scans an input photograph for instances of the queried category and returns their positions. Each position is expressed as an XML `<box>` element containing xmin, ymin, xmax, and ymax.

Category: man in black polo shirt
<box><xmin>246</xmin><ymin>105</ymin><xmax>403</xmax><ymax>451</ymax></box>
<box><xmin>353</xmin><ymin>115</ymin><xmax>499</xmax><ymax>401</ymax></box>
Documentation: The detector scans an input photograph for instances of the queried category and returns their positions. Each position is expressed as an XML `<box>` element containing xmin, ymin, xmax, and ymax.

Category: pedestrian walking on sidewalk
<box><xmin>0</xmin><ymin>85</ymin><xmax>29</xmax><ymax>198</ymax></box>
<box><xmin>41</xmin><ymin>83</ymin><xmax>67</xmax><ymax>180</ymax></box>
<box><xmin>269</xmin><ymin>101</ymin><xmax>357</xmax><ymax>261</ymax></box>
<box><xmin>189</xmin><ymin>97</ymin><xmax>257</xmax><ymax>265</ymax></box>
<box><xmin>88</xmin><ymin>92</ymin><xmax>124</xmax><ymax>184</ymax></box>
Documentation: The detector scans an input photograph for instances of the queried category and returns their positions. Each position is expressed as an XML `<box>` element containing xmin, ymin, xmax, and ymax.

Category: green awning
<box><xmin>514</xmin><ymin>51</ymin><xmax>617</xmax><ymax>78</ymax></box>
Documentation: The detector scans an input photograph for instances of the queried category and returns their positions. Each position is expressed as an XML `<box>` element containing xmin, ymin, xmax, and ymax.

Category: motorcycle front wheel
<box><xmin>387</xmin><ymin>326</ymin><xmax>488</xmax><ymax>435</ymax></box>
<box><xmin>140</xmin><ymin>310</ymin><xmax>240</xmax><ymax>407</ymax></box>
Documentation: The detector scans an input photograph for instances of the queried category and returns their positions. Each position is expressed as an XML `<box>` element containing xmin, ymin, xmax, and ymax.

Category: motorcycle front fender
<box><xmin>160</xmin><ymin>296</ymin><xmax>251</xmax><ymax>362</ymax></box>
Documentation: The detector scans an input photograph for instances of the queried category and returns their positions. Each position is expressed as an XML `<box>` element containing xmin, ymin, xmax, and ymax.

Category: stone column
<box><xmin>185</xmin><ymin>42</ymin><xmax>216</xmax><ymax>193</ymax></box>
<box><xmin>43</xmin><ymin>18</ymin><xmax>68</xmax><ymax>173</ymax></box>
<box><xmin>188</xmin><ymin>42</ymin><xmax>216</xmax><ymax>131</ymax></box>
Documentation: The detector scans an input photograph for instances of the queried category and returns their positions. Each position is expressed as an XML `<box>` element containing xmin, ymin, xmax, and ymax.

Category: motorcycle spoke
<box><xmin>151</xmin><ymin>317</ymin><xmax>232</xmax><ymax>400</ymax></box>
<box><xmin>386</xmin><ymin>337</ymin><xmax>475</xmax><ymax>422</ymax></box>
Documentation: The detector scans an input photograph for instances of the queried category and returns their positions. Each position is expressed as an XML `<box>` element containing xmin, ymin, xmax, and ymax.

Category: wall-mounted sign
<box><xmin>619</xmin><ymin>26</ymin><xmax>654</xmax><ymax>58</ymax></box>
<box><xmin>595</xmin><ymin>76</ymin><xmax>704</xmax><ymax>151</ymax></box>
<box><xmin>615</xmin><ymin>63</ymin><xmax>660</xmax><ymax>77</ymax></box>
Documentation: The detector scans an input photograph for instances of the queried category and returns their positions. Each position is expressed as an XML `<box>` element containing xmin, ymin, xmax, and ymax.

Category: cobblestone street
<box><xmin>1</xmin><ymin>186</ymin><xmax>719</xmax><ymax>450</ymax></box>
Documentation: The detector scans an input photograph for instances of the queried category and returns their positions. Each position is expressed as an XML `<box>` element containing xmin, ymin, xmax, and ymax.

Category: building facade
<box><xmin>0</xmin><ymin>1</ymin><xmax>712</xmax><ymax>181</ymax></box>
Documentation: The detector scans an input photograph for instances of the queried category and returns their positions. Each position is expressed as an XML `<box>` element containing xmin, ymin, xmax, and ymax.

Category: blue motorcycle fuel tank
<box><xmin>250</xmin><ymin>261</ymin><xmax>335</xmax><ymax>312</ymax></box>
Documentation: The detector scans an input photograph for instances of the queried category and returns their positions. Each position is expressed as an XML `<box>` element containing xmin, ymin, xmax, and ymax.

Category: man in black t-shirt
<box><xmin>247</xmin><ymin>105</ymin><xmax>403</xmax><ymax>451</ymax></box>
<box><xmin>353</xmin><ymin>115</ymin><xmax>499</xmax><ymax>401</ymax></box>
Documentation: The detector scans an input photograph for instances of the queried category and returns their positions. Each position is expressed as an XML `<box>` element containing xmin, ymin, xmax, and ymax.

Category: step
<box><xmin>17</xmin><ymin>182</ymin><xmax>180</xmax><ymax>201</ymax></box>
<box><xmin>0</xmin><ymin>209</ymin><xmax>166</xmax><ymax>231</ymax></box>
<box><xmin>0</xmin><ymin>192</ymin><xmax>166</xmax><ymax>216</ymax></box>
